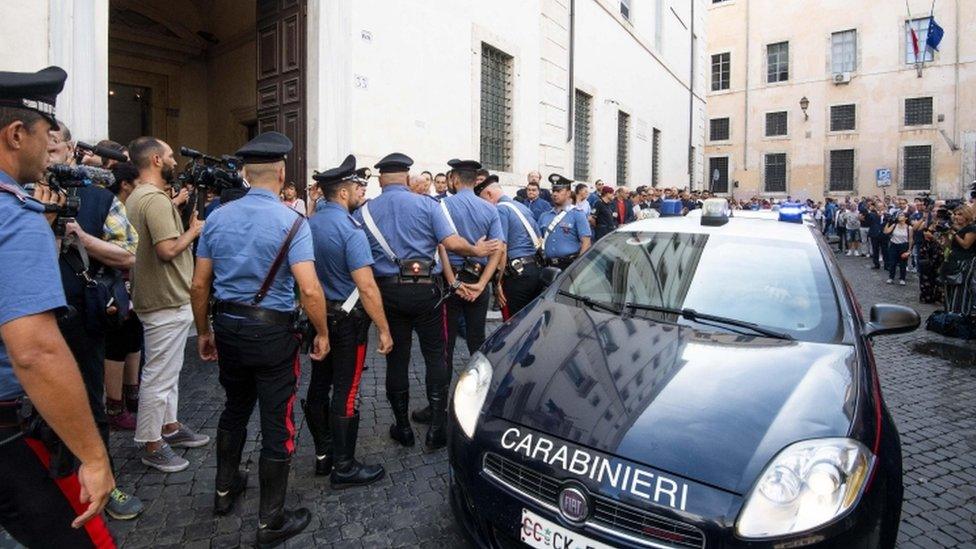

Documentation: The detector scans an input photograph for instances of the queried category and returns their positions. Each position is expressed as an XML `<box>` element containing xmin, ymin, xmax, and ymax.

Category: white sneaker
<box><xmin>886</xmin><ymin>279</ymin><xmax>893</xmax><ymax>284</ymax></box>
<box><xmin>899</xmin><ymin>280</ymin><xmax>906</xmax><ymax>286</ymax></box>
<box><xmin>846</xmin><ymin>250</ymin><xmax>853</xmax><ymax>256</ymax></box>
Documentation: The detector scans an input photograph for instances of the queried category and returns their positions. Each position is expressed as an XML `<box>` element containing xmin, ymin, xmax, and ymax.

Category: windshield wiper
<box><xmin>623</xmin><ymin>303</ymin><xmax>794</xmax><ymax>341</ymax></box>
<box><xmin>557</xmin><ymin>290</ymin><xmax>622</xmax><ymax>315</ymax></box>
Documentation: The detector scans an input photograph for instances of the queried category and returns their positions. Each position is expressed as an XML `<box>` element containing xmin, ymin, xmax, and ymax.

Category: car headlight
<box><xmin>452</xmin><ymin>352</ymin><xmax>493</xmax><ymax>439</ymax></box>
<box><xmin>736</xmin><ymin>438</ymin><xmax>874</xmax><ymax>539</ymax></box>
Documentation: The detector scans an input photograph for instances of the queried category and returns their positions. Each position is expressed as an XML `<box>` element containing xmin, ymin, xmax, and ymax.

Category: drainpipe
<box><xmin>688</xmin><ymin>0</ymin><xmax>696</xmax><ymax>188</ymax></box>
<box><xmin>743</xmin><ymin>0</ymin><xmax>750</xmax><ymax>175</ymax></box>
<box><xmin>567</xmin><ymin>0</ymin><xmax>576</xmax><ymax>143</ymax></box>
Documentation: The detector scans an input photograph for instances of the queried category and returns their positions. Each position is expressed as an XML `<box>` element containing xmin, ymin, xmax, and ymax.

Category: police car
<box><xmin>448</xmin><ymin>200</ymin><xmax>917</xmax><ymax>548</ymax></box>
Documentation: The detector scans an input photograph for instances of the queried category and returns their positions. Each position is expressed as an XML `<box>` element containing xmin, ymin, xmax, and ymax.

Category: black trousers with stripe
<box><xmin>378</xmin><ymin>282</ymin><xmax>448</xmax><ymax>398</ymax></box>
<box><xmin>0</xmin><ymin>428</ymin><xmax>116</xmax><ymax>548</ymax></box>
<box><xmin>308</xmin><ymin>313</ymin><xmax>369</xmax><ymax>418</ymax></box>
<box><xmin>213</xmin><ymin>314</ymin><xmax>300</xmax><ymax>460</ymax></box>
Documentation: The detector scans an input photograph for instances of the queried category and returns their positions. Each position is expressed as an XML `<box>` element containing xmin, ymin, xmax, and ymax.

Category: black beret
<box><xmin>548</xmin><ymin>173</ymin><xmax>573</xmax><ymax>190</ymax></box>
<box><xmin>474</xmin><ymin>174</ymin><xmax>498</xmax><ymax>197</ymax></box>
<box><xmin>312</xmin><ymin>154</ymin><xmax>357</xmax><ymax>186</ymax></box>
<box><xmin>374</xmin><ymin>152</ymin><xmax>413</xmax><ymax>173</ymax></box>
<box><xmin>447</xmin><ymin>159</ymin><xmax>482</xmax><ymax>172</ymax></box>
<box><xmin>235</xmin><ymin>131</ymin><xmax>292</xmax><ymax>164</ymax></box>
<box><xmin>0</xmin><ymin>66</ymin><xmax>67</xmax><ymax>125</ymax></box>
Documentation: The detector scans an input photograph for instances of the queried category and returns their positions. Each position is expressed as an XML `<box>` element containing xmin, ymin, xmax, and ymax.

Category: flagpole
<box><xmin>919</xmin><ymin>0</ymin><xmax>937</xmax><ymax>77</ymax></box>
<box><xmin>905</xmin><ymin>0</ymin><xmax>922</xmax><ymax>77</ymax></box>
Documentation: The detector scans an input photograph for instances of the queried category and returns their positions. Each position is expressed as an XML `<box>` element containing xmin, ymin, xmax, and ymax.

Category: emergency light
<box><xmin>700</xmin><ymin>198</ymin><xmax>730</xmax><ymax>226</ymax></box>
<box><xmin>660</xmin><ymin>199</ymin><xmax>682</xmax><ymax>217</ymax></box>
<box><xmin>778</xmin><ymin>203</ymin><xmax>804</xmax><ymax>224</ymax></box>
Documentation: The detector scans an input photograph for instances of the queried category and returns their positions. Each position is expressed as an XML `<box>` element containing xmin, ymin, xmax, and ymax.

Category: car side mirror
<box><xmin>863</xmin><ymin>304</ymin><xmax>920</xmax><ymax>338</ymax></box>
<box><xmin>540</xmin><ymin>267</ymin><xmax>561</xmax><ymax>288</ymax></box>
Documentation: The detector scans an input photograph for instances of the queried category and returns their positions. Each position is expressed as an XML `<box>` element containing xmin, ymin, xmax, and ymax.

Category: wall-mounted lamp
<box><xmin>799</xmin><ymin>96</ymin><xmax>810</xmax><ymax>121</ymax></box>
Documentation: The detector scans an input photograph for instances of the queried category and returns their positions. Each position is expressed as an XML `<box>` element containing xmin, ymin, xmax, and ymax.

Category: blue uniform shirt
<box><xmin>353</xmin><ymin>184</ymin><xmax>455</xmax><ymax>277</ymax></box>
<box><xmin>197</xmin><ymin>188</ymin><xmax>314</xmax><ymax>312</ymax></box>
<box><xmin>308</xmin><ymin>201</ymin><xmax>374</xmax><ymax>301</ymax></box>
<box><xmin>525</xmin><ymin>197</ymin><xmax>552</xmax><ymax>221</ymax></box>
<box><xmin>539</xmin><ymin>207</ymin><xmax>592</xmax><ymax>259</ymax></box>
<box><xmin>443</xmin><ymin>188</ymin><xmax>504</xmax><ymax>266</ymax></box>
<box><xmin>0</xmin><ymin>171</ymin><xmax>67</xmax><ymax>400</ymax></box>
<box><xmin>497</xmin><ymin>195</ymin><xmax>540</xmax><ymax>259</ymax></box>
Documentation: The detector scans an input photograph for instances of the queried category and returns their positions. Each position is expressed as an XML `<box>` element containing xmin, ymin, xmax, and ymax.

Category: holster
<box><xmin>14</xmin><ymin>399</ymin><xmax>76</xmax><ymax>478</ymax></box>
<box><xmin>398</xmin><ymin>258</ymin><xmax>435</xmax><ymax>282</ymax></box>
<box><xmin>452</xmin><ymin>259</ymin><xmax>483</xmax><ymax>284</ymax></box>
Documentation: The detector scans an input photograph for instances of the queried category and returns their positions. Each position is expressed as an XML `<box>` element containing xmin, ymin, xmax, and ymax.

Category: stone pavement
<box><xmin>2</xmin><ymin>248</ymin><xmax>974</xmax><ymax>548</ymax></box>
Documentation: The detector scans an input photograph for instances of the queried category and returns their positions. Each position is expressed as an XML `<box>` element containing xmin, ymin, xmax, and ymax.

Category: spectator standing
<box><xmin>281</xmin><ymin>182</ymin><xmax>306</xmax><ymax>216</ymax></box>
<box><xmin>883</xmin><ymin>213</ymin><xmax>913</xmax><ymax>285</ymax></box>
<box><xmin>126</xmin><ymin>137</ymin><xmax>210</xmax><ymax>473</ymax></box>
<box><xmin>942</xmin><ymin>206</ymin><xmax>976</xmax><ymax>317</ymax></box>
<box><xmin>866</xmin><ymin>202</ymin><xmax>885</xmax><ymax>270</ymax></box>
<box><xmin>592</xmin><ymin>187</ymin><xmax>617</xmax><ymax>241</ymax></box>
<box><xmin>918</xmin><ymin>215</ymin><xmax>946</xmax><ymax>304</ymax></box>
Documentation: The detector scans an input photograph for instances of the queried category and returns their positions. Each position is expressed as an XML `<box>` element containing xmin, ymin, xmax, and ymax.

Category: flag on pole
<box><xmin>926</xmin><ymin>16</ymin><xmax>944</xmax><ymax>51</ymax></box>
<box><xmin>910</xmin><ymin>26</ymin><xmax>921</xmax><ymax>61</ymax></box>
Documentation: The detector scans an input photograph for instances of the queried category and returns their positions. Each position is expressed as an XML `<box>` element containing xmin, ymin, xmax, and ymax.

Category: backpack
<box><xmin>925</xmin><ymin>310</ymin><xmax>976</xmax><ymax>339</ymax></box>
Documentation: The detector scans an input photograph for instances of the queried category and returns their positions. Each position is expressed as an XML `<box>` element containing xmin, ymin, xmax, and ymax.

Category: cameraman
<box><xmin>49</xmin><ymin>121</ymin><xmax>143</xmax><ymax>520</ymax></box>
<box><xmin>0</xmin><ymin>66</ymin><xmax>115</xmax><ymax>546</ymax></box>
<box><xmin>943</xmin><ymin>206</ymin><xmax>976</xmax><ymax>316</ymax></box>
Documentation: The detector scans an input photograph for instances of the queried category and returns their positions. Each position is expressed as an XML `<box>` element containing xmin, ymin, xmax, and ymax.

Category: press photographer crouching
<box><xmin>0</xmin><ymin>66</ymin><xmax>116</xmax><ymax>547</ymax></box>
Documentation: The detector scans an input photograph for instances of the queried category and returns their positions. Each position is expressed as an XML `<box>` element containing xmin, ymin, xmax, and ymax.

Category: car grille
<box><xmin>483</xmin><ymin>452</ymin><xmax>706</xmax><ymax>549</ymax></box>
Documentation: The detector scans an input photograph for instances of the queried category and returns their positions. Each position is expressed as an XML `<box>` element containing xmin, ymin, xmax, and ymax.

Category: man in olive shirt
<box><xmin>126</xmin><ymin>137</ymin><xmax>210</xmax><ymax>473</ymax></box>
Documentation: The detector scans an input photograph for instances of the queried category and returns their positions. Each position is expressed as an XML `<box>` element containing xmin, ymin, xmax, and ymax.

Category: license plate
<box><xmin>520</xmin><ymin>509</ymin><xmax>612</xmax><ymax>549</ymax></box>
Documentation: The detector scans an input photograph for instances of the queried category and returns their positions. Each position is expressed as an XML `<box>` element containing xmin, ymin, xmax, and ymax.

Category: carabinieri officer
<box><xmin>475</xmin><ymin>175</ymin><xmax>544</xmax><ymax>320</ymax></box>
<box><xmin>538</xmin><ymin>173</ymin><xmax>592</xmax><ymax>271</ymax></box>
<box><xmin>304</xmin><ymin>155</ymin><xmax>392</xmax><ymax>487</ymax></box>
<box><xmin>411</xmin><ymin>160</ymin><xmax>504</xmax><ymax>426</ymax></box>
<box><xmin>190</xmin><ymin>132</ymin><xmax>329</xmax><ymax>548</ymax></box>
<box><xmin>353</xmin><ymin>152</ymin><xmax>500</xmax><ymax>451</ymax></box>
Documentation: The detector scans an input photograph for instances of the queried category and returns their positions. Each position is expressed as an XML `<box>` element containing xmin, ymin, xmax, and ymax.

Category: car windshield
<box><xmin>556</xmin><ymin>231</ymin><xmax>844</xmax><ymax>343</ymax></box>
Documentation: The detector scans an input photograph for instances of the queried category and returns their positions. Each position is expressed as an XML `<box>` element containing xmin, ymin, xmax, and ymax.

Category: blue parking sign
<box><xmin>876</xmin><ymin>168</ymin><xmax>892</xmax><ymax>187</ymax></box>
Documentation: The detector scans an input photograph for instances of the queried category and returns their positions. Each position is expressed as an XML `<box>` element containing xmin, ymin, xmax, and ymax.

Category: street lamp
<box><xmin>800</xmin><ymin>96</ymin><xmax>810</xmax><ymax>121</ymax></box>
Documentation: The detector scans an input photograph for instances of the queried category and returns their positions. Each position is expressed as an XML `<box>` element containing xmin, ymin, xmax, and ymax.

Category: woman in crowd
<box><xmin>917</xmin><ymin>214</ymin><xmax>946</xmax><ymax>304</ymax></box>
<box><xmin>883</xmin><ymin>212</ymin><xmax>913</xmax><ymax>285</ymax></box>
<box><xmin>943</xmin><ymin>206</ymin><xmax>976</xmax><ymax>316</ymax></box>
<box><xmin>281</xmin><ymin>182</ymin><xmax>307</xmax><ymax>216</ymax></box>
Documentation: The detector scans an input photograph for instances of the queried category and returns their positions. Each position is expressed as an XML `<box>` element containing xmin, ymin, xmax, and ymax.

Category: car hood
<box><xmin>481</xmin><ymin>299</ymin><xmax>858</xmax><ymax>495</ymax></box>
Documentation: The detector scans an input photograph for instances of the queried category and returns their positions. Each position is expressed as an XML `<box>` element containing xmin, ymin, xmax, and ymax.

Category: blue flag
<box><xmin>926</xmin><ymin>16</ymin><xmax>944</xmax><ymax>51</ymax></box>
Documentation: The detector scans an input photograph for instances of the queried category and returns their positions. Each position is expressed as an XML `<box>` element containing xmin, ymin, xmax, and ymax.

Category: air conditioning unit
<box><xmin>833</xmin><ymin>72</ymin><xmax>852</xmax><ymax>85</ymax></box>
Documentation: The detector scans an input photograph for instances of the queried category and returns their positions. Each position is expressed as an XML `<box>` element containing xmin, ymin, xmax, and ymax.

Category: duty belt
<box><xmin>506</xmin><ymin>255</ymin><xmax>541</xmax><ymax>276</ymax></box>
<box><xmin>0</xmin><ymin>399</ymin><xmax>23</xmax><ymax>428</ymax></box>
<box><xmin>327</xmin><ymin>300</ymin><xmax>364</xmax><ymax>318</ymax></box>
<box><xmin>212</xmin><ymin>300</ymin><xmax>298</xmax><ymax>327</ymax></box>
<box><xmin>376</xmin><ymin>275</ymin><xmax>435</xmax><ymax>285</ymax></box>
<box><xmin>545</xmin><ymin>255</ymin><xmax>578</xmax><ymax>269</ymax></box>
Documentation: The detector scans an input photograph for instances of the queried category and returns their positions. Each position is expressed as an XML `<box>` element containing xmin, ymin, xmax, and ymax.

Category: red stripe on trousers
<box><xmin>283</xmin><ymin>351</ymin><xmax>301</xmax><ymax>455</ymax></box>
<box><xmin>345</xmin><ymin>343</ymin><xmax>368</xmax><ymax>416</ymax></box>
<box><xmin>501</xmin><ymin>304</ymin><xmax>511</xmax><ymax>321</ymax></box>
<box><xmin>23</xmin><ymin>438</ymin><xmax>116</xmax><ymax>549</ymax></box>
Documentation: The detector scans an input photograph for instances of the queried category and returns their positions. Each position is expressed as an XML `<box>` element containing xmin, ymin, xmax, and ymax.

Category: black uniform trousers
<box><xmin>58</xmin><ymin>312</ymin><xmax>111</xmax><ymax>467</ymax></box>
<box><xmin>445</xmin><ymin>271</ymin><xmax>490</xmax><ymax>362</ymax></box>
<box><xmin>0</xmin><ymin>427</ymin><xmax>115</xmax><ymax>548</ymax></box>
<box><xmin>379</xmin><ymin>281</ymin><xmax>448</xmax><ymax>396</ymax></box>
<box><xmin>501</xmin><ymin>263</ymin><xmax>543</xmax><ymax>320</ymax></box>
<box><xmin>308</xmin><ymin>312</ymin><xmax>369</xmax><ymax>418</ymax></box>
<box><xmin>213</xmin><ymin>314</ymin><xmax>300</xmax><ymax>460</ymax></box>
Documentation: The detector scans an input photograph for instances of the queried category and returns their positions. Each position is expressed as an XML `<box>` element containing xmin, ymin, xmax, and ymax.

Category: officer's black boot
<box><xmin>411</xmin><ymin>404</ymin><xmax>432</xmax><ymax>424</ymax></box>
<box><xmin>213</xmin><ymin>428</ymin><xmax>247</xmax><ymax>516</ymax></box>
<box><xmin>424</xmin><ymin>390</ymin><xmax>448</xmax><ymax>452</ymax></box>
<box><xmin>256</xmin><ymin>456</ymin><xmax>311</xmax><ymax>548</ymax></box>
<box><xmin>387</xmin><ymin>391</ymin><xmax>415</xmax><ymax>447</ymax></box>
<box><xmin>330</xmin><ymin>412</ymin><xmax>385</xmax><ymax>489</ymax></box>
<box><xmin>301</xmin><ymin>398</ymin><xmax>333</xmax><ymax>476</ymax></box>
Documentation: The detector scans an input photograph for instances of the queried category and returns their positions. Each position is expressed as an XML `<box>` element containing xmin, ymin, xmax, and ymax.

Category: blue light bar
<box><xmin>778</xmin><ymin>203</ymin><xmax>804</xmax><ymax>224</ymax></box>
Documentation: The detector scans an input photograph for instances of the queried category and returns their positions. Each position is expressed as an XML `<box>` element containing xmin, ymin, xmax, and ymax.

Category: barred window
<box><xmin>767</xmin><ymin>42</ymin><xmax>789</xmax><ymax>83</ymax></box>
<box><xmin>573</xmin><ymin>90</ymin><xmax>592</xmax><ymax>181</ymax></box>
<box><xmin>831</xmin><ymin>30</ymin><xmax>857</xmax><ymax>73</ymax></box>
<box><xmin>709</xmin><ymin>157</ymin><xmax>729</xmax><ymax>194</ymax></box>
<box><xmin>905</xmin><ymin>97</ymin><xmax>933</xmax><ymax>126</ymax></box>
<box><xmin>903</xmin><ymin>145</ymin><xmax>932</xmax><ymax>190</ymax></box>
<box><xmin>616</xmin><ymin>111</ymin><xmax>630</xmax><ymax>186</ymax></box>
<box><xmin>764</xmin><ymin>153</ymin><xmax>787</xmax><ymax>193</ymax></box>
<box><xmin>829</xmin><ymin>149</ymin><xmax>855</xmax><ymax>192</ymax></box>
<box><xmin>830</xmin><ymin>104</ymin><xmax>856</xmax><ymax>132</ymax></box>
<box><xmin>711</xmin><ymin>52</ymin><xmax>730</xmax><ymax>91</ymax></box>
<box><xmin>765</xmin><ymin>111</ymin><xmax>788</xmax><ymax>137</ymax></box>
<box><xmin>709</xmin><ymin>117</ymin><xmax>730</xmax><ymax>141</ymax></box>
<box><xmin>480</xmin><ymin>44</ymin><xmax>513</xmax><ymax>171</ymax></box>
<box><xmin>652</xmin><ymin>128</ymin><xmax>661</xmax><ymax>187</ymax></box>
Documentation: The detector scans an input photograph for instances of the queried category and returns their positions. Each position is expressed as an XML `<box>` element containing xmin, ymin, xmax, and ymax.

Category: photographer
<box><xmin>882</xmin><ymin>212</ymin><xmax>913</xmax><ymax>285</ymax></box>
<box><xmin>942</xmin><ymin>205</ymin><xmax>976</xmax><ymax>317</ymax></box>
<box><xmin>48</xmin><ymin>122</ymin><xmax>143</xmax><ymax>520</ymax></box>
<box><xmin>0</xmin><ymin>66</ymin><xmax>115</xmax><ymax>547</ymax></box>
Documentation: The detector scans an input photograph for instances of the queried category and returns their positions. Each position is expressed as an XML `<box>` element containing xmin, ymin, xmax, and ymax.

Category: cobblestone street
<box><xmin>4</xmin><ymin>250</ymin><xmax>971</xmax><ymax>548</ymax></box>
